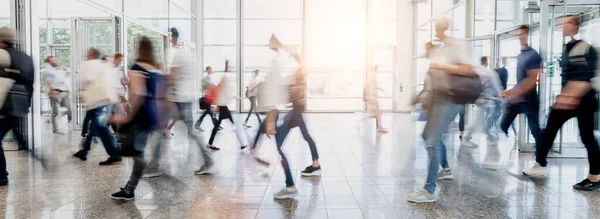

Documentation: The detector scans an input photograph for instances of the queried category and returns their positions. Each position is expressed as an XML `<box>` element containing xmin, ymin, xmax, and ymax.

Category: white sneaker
<box><xmin>523</xmin><ymin>162</ymin><xmax>549</xmax><ymax>177</ymax></box>
<box><xmin>406</xmin><ymin>188</ymin><xmax>435</xmax><ymax>203</ymax></box>
<box><xmin>273</xmin><ymin>187</ymin><xmax>298</xmax><ymax>199</ymax></box>
<box><xmin>437</xmin><ymin>169</ymin><xmax>453</xmax><ymax>180</ymax></box>
<box><xmin>460</xmin><ymin>140</ymin><xmax>478</xmax><ymax>148</ymax></box>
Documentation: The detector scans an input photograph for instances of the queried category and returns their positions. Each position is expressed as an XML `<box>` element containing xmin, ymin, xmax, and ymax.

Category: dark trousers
<box><xmin>275</xmin><ymin>107</ymin><xmax>319</xmax><ymax>187</ymax></box>
<box><xmin>80</xmin><ymin>106</ymin><xmax>120</xmax><ymax>158</ymax></box>
<box><xmin>499</xmin><ymin>101</ymin><xmax>543</xmax><ymax>145</ymax></box>
<box><xmin>244</xmin><ymin>96</ymin><xmax>261</xmax><ymax>124</ymax></box>
<box><xmin>458</xmin><ymin>105</ymin><xmax>466</xmax><ymax>132</ymax></box>
<box><xmin>208</xmin><ymin>109</ymin><xmax>234</xmax><ymax>145</ymax></box>
<box><xmin>195</xmin><ymin>109</ymin><xmax>217</xmax><ymax>128</ymax></box>
<box><xmin>535</xmin><ymin>101</ymin><xmax>600</xmax><ymax>174</ymax></box>
<box><xmin>81</xmin><ymin>110</ymin><xmax>93</xmax><ymax>137</ymax></box>
<box><xmin>0</xmin><ymin>116</ymin><xmax>26</xmax><ymax>180</ymax></box>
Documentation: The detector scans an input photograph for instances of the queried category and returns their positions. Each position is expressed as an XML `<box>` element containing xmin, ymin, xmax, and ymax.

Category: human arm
<box><xmin>265</xmin><ymin>109</ymin><xmax>278</xmax><ymax>135</ymax></box>
<box><xmin>553</xmin><ymin>48</ymin><xmax>597</xmax><ymax>110</ymax></box>
<box><xmin>110</xmin><ymin>70</ymin><xmax>145</xmax><ymax>124</ymax></box>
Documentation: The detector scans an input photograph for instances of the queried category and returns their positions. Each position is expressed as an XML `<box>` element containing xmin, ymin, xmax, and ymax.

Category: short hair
<box><xmin>518</xmin><ymin>25</ymin><xmax>529</xmax><ymax>33</ymax></box>
<box><xmin>170</xmin><ymin>27</ymin><xmax>179</xmax><ymax>38</ymax></box>
<box><xmin>480</xmin><ymin>56</ymin><xmax>488</xmax><ymax>64</ymax></box>
<box><xmin>44</xmin><ymin>56</ymin><xmax>55</xmax><ymax>63</ymax></box>
<box><xmin>114</xmin><ymin>52</ymin><xmax>123</xmax><ymax>59</ymax></box>
<box><xmin>88</xmin><ymin>48</ymin><xmax>100</xmax><ymax>59</ymax></box>
<box><xmin>566</xmin><ymin>15</ymin><xmax>580</xmax><ymax>26</ymax></box>
<box><xmin>435</xmin><ymin>18</ymin><xmax>450</xmax><ymax>30</ymax></box>
<box><xmin>205</xmin><ymin>66</ymin><xmax>212</xmax><ymax>71</ymax></box>
<box><xmin>101</xmin><ymin>55</ymin><xmax>109</xmax><ymax>61</ymax></box>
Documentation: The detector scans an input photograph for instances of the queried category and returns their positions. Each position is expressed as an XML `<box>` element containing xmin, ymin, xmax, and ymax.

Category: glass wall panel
<box><xmin>171</xmin><ymin>0</ymin><xmax>192</xmax><ymax>12</ymax></box>
<box><xmin>204</xmin><ymin>0</ymin><xmax>236</xmax><ymax>19</ymax></box>
<box><xmin>432</xmin><ymin>0</ymin><xmax>456</xmax><ymax>17</ymax></box>
<box><xmin>0</xmin><ymin>0</ymin><xmax>10</xmax><ymax>27</ymax></box>
<box><xmin>49</xmin><ymin>0</ymin><xmax>112</xmax><ymax>18</ymax></box>
<box><xmin>474</xmin><ymin>0</ymin><xmax>495</xmax><ymax>36</ymax></box>
<box><xmin>89</xmin><ymin>0</ymin><xmax>123</xmax><ymax>13</ymax></box>
<box><xmin>416</xmin><ymin>0</ymin><xmax>432</xmax><ymax>26</ymax></box>
<box><xmin>52</xmin><ymin>20</ymin><xmax>71</xmax><ymax>44</ymax></box>
<box><xmin>204</xmin><ymin>20</ymin><xmax>236</xmax><ymax>45</ymax></box>
<box><xmin>170</xmin><ymin>3</ymin><xmax>195</xmax><ymax>42</ymax></box>
<box><xmin>124</xmin><ymin>0</ymin><xmax>169</xmax><ymax>31</ymax></box>
<box><xmin>243</xmin><ymin>0</ymin><xmax>302</xmax><ymax>19</ymax></box>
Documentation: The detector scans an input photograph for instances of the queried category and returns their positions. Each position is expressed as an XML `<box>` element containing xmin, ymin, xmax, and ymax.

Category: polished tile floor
<box><xmin>1</xmin><ymin>113</ymin><xmax>598</xmax><ymax>218</ymax></box>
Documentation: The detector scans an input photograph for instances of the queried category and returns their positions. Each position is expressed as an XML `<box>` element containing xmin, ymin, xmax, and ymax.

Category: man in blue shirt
<box><xmin>496</xmin><ymin>57</ymin><xmax>508</xmax><ymax>90</ymax></box>
<box><xmin>523</xmin><ymin>16</ymin><xmax>600</xmax><ymax>191</ymax></box>
<box><xmin>499</xmin><ymin>25</ymin><xmax>543</xmax><ymax>147</ymax></box>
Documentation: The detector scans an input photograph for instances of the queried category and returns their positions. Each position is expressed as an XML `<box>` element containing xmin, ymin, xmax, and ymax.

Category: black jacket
<box><xmin>0</xmin><ymin>46</ymin><xmax>34</xmax><ymax>116</ymax></box>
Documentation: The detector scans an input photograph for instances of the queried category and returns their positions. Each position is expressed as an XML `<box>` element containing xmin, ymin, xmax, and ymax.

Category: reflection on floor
<box><xmin>1</xmin><ymin>113</ymin><xmax>598</xmax><ymax>218</ymax></box>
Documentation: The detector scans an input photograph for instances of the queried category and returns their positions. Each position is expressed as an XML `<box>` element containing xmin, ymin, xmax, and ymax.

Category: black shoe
<box><xmin>240</xmin><ymin>146</ymin><xmax>247</xmax><ymax>150</ymax></box>
<box><xmin>73</xmin><ymin>151</ymin><xmax>87</xmax><ymax>161</ymax></box>
<box><xmin>301</xmin><ymin>165</ymin><xmax>322</xmax><ymax>176</ymax></box>
<box><xmin>573</xmin><ymin>179</ymin><xmax>600</xmax><ymax>191</ymax></box>
<box><xmin>459</xmin><ymin>135</ymin><xmax>463</xmax><ymax>140</ymax></box>
<box><xmin>218</xmin><ymin>126</ymin><xmax>223</xmax><ymax>130</ymax></box>
<box><xmin>0</xmin><ymin>179</ymin><xmax>8</xmax><ymax>186</ymax></box>
<box><xmin>209</xmin><ymin>145</ymin><xmax>220</xmax><ymax>150</ymax></box>
<box><xmin>111</xmin><ymin>188</ymin><xmax>134</xmax><ymax>200</ymax></box>
<box><xmin>99</xmin><ymin>157</ymin><xmax>122</xmax><ymax>165</ymax></box>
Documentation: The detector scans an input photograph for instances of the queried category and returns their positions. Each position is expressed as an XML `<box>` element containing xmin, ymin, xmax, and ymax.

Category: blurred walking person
<box><xmin>523</xmin><ymin>16</ymin><xmax>600</xmax><ymax>189</ymax></box>
<box><xmin>205</xmin><ymin>76</ymin><xmax>243</xmax><ymax>150</ymax></box>
<box><xmin>243</xmin><ymin>69</ymin><xmax>262</xmax><ymax>128</ymax></box>
<box><xmin>364</xmin><ymin>65</ymin><xmax>388</xmax><ymax>133</ymax></box>
<box><xmin>406</xmin><ymin>18</ymin><xmax>477</xmax><ymax>203</ymax></box>
<box><xmin>109</xmin><ymin>36</ymin><xmax>160</xmax><ymax>200</ymax></box>
<box><xmin>41</xmin><ymin>56</ymin><xmax>72</xmax><ymax>134</ymax></box>
<box><xmin>0</xmin><ymin>27</ymin><xmax>35</xmax><ymax>186</ymax></box>
<box><xmin>72</xmin><ymin>48</ymin><xmax>122</xmax><ymax>165</ymax></box>
<box><xmin>164</xmin><ymin>28</ymin><xmax>214</xmax><ymax>175</ymax></box>
<box><xmin>194</xmin><ymin>66</ymin><xmax>218</xmax><ymax>131</ymax></box>
<box><xmin>460</xmin><ymin>56</ymin><xmax>502</xmax><ymax>148</ymax></box>
<box><xmin>498</xmin><ymin>25</ymin><xmax>543</xmax><ymax>150</ymax></box>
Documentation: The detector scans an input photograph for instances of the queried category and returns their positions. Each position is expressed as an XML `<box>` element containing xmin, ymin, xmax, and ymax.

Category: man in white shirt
<box><xmin>105</xmin><ymin>53</ymin><xmax>129</xmax><ymax>134</ymax></box>
<box><xmin>73</xmin><ymin>48</ymin><xmax>122</xmax><ymax>165</ymax></box>
<box><xmin>161</xmin><ymin>28</ymin><xmax>213</xmax><ymax>175</ymax></box>
<box><xmin>41</xmin><ymin>56</ymin><xmax>72</xmax><ymax>134</ymax></box>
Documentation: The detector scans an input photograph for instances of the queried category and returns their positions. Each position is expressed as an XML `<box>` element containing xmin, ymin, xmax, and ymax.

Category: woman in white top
<box><xmin>243</xmin><ymin>69</ymin><xmax>261</xmax><ymax>127</ymax></box>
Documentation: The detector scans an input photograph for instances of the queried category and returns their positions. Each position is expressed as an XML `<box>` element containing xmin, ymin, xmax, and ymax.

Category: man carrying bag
<box><xmin>0</xmin><ymin>28</ymin><xmax>35</xmax><ymax>186</ymax></box>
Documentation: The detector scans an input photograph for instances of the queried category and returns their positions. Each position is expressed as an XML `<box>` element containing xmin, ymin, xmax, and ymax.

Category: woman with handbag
<box><xmin>406</xmin><ymin>18</ymin><xmax>478</xmax><ymax>203</ymax></box>
<box><xmin>243</xmin><ymin>69</ymin><xmax>262</xmax><ymax>128</ymax></box>
<box><xmin>109</xmin><ymin>36</ymin><xmax>160</xmax><ymax>200</ymax></box>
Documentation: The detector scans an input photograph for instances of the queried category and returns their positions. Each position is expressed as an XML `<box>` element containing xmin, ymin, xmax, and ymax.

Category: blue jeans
<box><xmin>422</xmin><ymin>94</ymin><xmax>459</xmax><ymax>194</ymax></box>
<box><xmin>499</xmin><ymin>100</ymin><xmax>542</xmax><ymax>145</ymax></box>
<box><xmin>464</xmin><ymin>99</ymin><xmax>499</xmax><ymax>142</ymax></box>
<box><xmin>80</xmin><ymin>106</ymin><xmax>120</xmax><ymax>158</ymax></box>
<box><xmin>124</xmin><ymin>129</ymin><xmax>151</xmax><ymax>192</ymax></box>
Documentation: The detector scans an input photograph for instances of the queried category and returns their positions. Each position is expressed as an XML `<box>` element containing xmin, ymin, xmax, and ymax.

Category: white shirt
<box><xmin>105</xmin><ymin>63</ymin><xmax>126</xmax><ymax>98</ymax></box>
<box><xmin>168</xmin><ymin>46</ymin><xmax>194</xmax><ymax>102</ymax></box>
<box><xmin>81</xmin><ymin>59</ymin><xmax>119</xmax><ymax>104</ymax></box>
<box><xmin>429</xmin><ymin>37</ymin><xmax>471</xmax><ymax>91</ymax></box>
<box><xmin>258</xmin><ymin>51</ymin><xmax>292</xmax><ymax>111</ymax></box>
<box><xmin>41</xmin><ymin>65</ymin><xmax>69</xmax><ymax>91</ymax></box>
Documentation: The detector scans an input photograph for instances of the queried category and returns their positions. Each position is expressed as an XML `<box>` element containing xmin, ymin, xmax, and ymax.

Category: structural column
<box><xmin>394</xmin><ymin>1</ymin><xmax>414</xmax><ymax>113</ymax></box>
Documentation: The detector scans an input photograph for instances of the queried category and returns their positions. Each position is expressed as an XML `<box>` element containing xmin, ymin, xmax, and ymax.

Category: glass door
<box><xmin>71</xmin><ymin>18</ymin><xmax>118</xmax><ymax>129</ymax></box>
<box><xmin>370</xmin><ymin>46</ymin><xmax>395</xmax><ymax>111</ymax></box>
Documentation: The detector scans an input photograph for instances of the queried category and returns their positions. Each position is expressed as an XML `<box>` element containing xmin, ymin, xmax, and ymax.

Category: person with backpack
<box><xmin>405</xmin><ymin>18</ymin><xmax>477</xmax><ymax>203</ymax></box>
<box><xmin>0</xmin><ymin>27</ymin><xmax>35</xmax><ymax>186</ymax></box>
<box><xmin>523</xmin><ymin>16</ymin><xmax>600</xmax><ymax>191</ymax></box>
<box><xmin>109</xmin><ymin>36</ymin><xmax>160</xmax><ymax>200</ymax></box>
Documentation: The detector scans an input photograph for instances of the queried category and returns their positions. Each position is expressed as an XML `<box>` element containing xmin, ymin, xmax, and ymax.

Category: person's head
<box><xmin>516</xmin><ymin>25</ymin><xmax>529</xmax><ymax>46</ymax></box>
<box><xmin>435</xmin><ymin>18</ymin><xmax>449</xmax><ymax>41</ymax></box>
<box><xmin>205</xmin><ymin>66</ymin><xmax>213</xmax><ymax>75</ymax></box>
<box><xmin>87</xmin><ymin>47</ymin><xmax>100</xmax><ymax>60</ymax></box>
<box><xmin>113</xmin><ymin>53</ymin><xmax>123</xmax><ymax>67</ymax></box>
<box><xmin>170</xmin><ymin>27</ymin><xmax>179</xmax><ymax>46</ymax></box>
<box><xmin>562</xmin><ymin>15</ymin><xmax>580</xmax><ymax>37</ymax></box>
<box><xmin>0</xmin><ymin>27</ymin><xmax>15</xmax><ymax>49</ymax></box>
<box><xmin>136</xmin><ymin>36</ymin><xmax>156</xmax><ymax>66</ymax></box>
<box><xmin>480</xmin><ymin>56</ymin><xmax>488</xmax><ymax>68</ymax></box>
<box><xmin>501</xmin><ymin>56</ymin><xmax>507</xmax><ymax>66</ymax></box>
<box><xmin>101</xmin><ymin>55</ymin><xmax>109</xmax><ymax>63</ymax></box>
<box><xmin>254</xmin><ymin>69</ymin><xmax>260</xmax><ymax>76</ymax></box>
<box><xmin>45</xmin><ymin>56</ymin><xmax>59</xmax><ymax>67</ymax></box>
